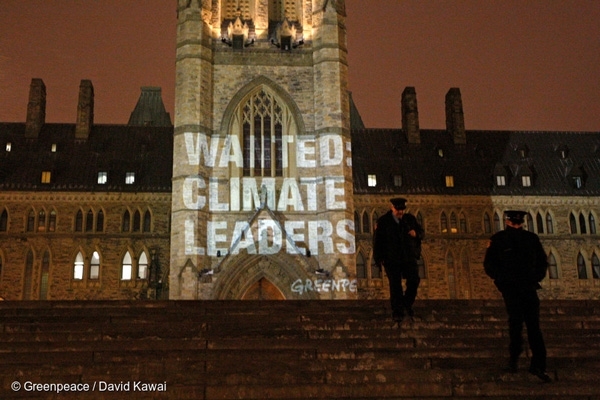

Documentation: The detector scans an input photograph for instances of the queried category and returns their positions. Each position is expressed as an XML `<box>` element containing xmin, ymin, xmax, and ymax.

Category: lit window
<box><xmin>496</xmin><ymin>175</ymin><xmax>506</xmax><ymax>186</ymax></box>
<box><xmin>41</xmin><ymin>171</ymin><xmax>51</xmax><ymax>183</ymax></box>
<box><xmin>51</xmin><ymin>143</ymin><xmax>57</xmax><ymax>152</ymax></box>
<box><xmin>445</xmin><ymin>175</ymin><xmax>454</xmax><ymax>187</ymax></box>
<box><xmin>5</xmin><ymin>142</ymin><xmax>11</xmax><ymax>152</ymax></box>
<box><xmin>367</xmin><ymin>174</ymin><xmax>377</xmax><ymax>187</ymax></box>
<box><xmin>122</xmin><ymin>252</ymin><xmax>133</xmax><ymax>280</ymax></box>
<box><xmin>437</xmin><ymin>148</ymin><xmax>444</xmax><ymax>157</ymax></box>
<box><xmin>573</xmin><ymin>176</ymin><xmax>583</xmax><ymax>189</ymax></box>
<box><xmin>125</xmin><ymin>172</ymin><xmax>135</xmax><ymax>184</ymax></box>
<box><xmin>138</xmin><ymin>252</ymin><xmax>149</xmax><ymax>280</ymax></box>
<box><xmin>522</xmin><ymin>175</ymin><xmax>531</xmax><ymax>187</ymax></box>
<box><xmin>90</xmin><ymin>251</ymin><xmax>100</xmax><ymax>280</ymax></box>
<box><xmin>393</xmin><ymin>175</ymin><xmax>402</xmax><ymax>187</ymax></box>
<box><xmin>98</xmin><ymin>172</ymin><xmax>108</xmax><ymax>184</ymax></box>
<box><xmin>73</xmin><ymin>252</ymin><xmax>84</xmax><ymax>280</ymax></box>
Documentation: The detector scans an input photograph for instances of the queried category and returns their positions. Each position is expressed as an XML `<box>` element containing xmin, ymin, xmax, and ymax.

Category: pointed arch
<box><xmin>589</xmin><ymin>212</ymin><xmax>597</xmax><ymax>235</ymax></box>
<box><xmin>37</xmin><ymin>208</ymin><xmax>47</xmax><ymax>232</ymax></box>
<box><xmin>90</xmin><ymin>251</ymin><xmax>101</xmax><ymax>280</ymax></box>
<box><xmin>75</xmin><ymin>209</ymin><xmax>84</xmax><ymax>232</ymax></box>
<box><xmin>546</xmin><ymin>211</ymin><xmax>554</xmax><ymax>234</ymax></box>
<box><xmin>122</xmin><ymin>251</ymin><xmax>133</xmax><ymax>280</ymax></box>
<box><xmin>493</xmin><ymin>211</ymin><xmax>502</xmax><ymax>232</ymax></box>
<box><xmin>73</xmin><ymin>251</ymin><xmax>85</xmax><ymax>280</ymax></box>
<box><xmin>23</xmin><ymin>249</ymin><xmax>34</xmax><ymax>300</ymax></box>
<box><xmin>579</xmin><ymin>213</ymin><xmax>587</xmax><ymax>234</ymax></box>
<box><xmin>592</xmin><ymin>252</ymin><xmax>600</xmax><ymax>279</ymax></box>
<box><xmin>40</xmin><ymin>249</ymin><xmax>51</xmax><ymax>300</ymax></box>
<box><xmin>483</xmin><ymin>212</ymin><xmax>492</xmax><ymax>234</ymax></box>
<box><xmin>361</xmin><ymin>210</ymin><xmax>371</xmax><ymax>233</ymax></box>
<box><xmin>577</xmin><ymin>252</ymin><xmax>587</xmax><ymax>279</ymax></box>
<box><xmin>440</xmin><ymin>212</ymin><xmax>448</xmax><ymax>233</ymax></box>
<box><xmin>0</xmin><ymin>207</ymin><xmax>8</xmax><ymax>232</ymax></box>
<box><xmin>143</xmin><ymin>209</ymin><xmax>152</xmax><ymax>233</ymax></box>
<box><xmin>356</xmin><ymin>251</ymin><xmax>366</xmax><ymax>279</ymax></box>
<box><xmin>569</xmin><ymin>212</ymin><xmax>578</xmax><ymax>234</ymax></box>
<box><xmin>449</xmin><ymin>212</ymin><xmax>458</xmax><ymax>233</ymax></box>
<box><xmin>353</xmin><ymin>211</ymin><xmax>360</xmax><ymax>233</ymax></box>
<box><xmin>221</xmin><ymin>77</ymin><xmax>305</xmax><ymax>178</ymax></box>
<box><xmin>26</xmin><ymin>208</ymin><xmax>35</xmax><ymax>232</ymax></box>
<box><xmin>536</xmin><ymin>212</ymin><xmax>544</xmax><ymax>234</ymax></box>
<box><xmin>446</xmin><ymin>250</ymin><xmax>457</xmax><ymax>299</ymax></box>
<box><xmin>459</xmin><ymin>212</ymin><xmax>467</xmax><ymax>233</ymax></box>
<box><xmin>548</xmin><ymin>252</ymin><xmax>559</xmax><ymax>279</ymax></box>
<box><xmin>138</xmin><ymin>251</ymin><xmax>149</xmax><ymax>280</ymax></box>
<box><xmin>96</xmin><ymin>209</ymin><xmax>105</xmax><ymax>232</ymax></box>
<box><xmin>48</xmin><ymin>209</ymin><xmax>57</xmax><ymax>232</ymax></box>
<box><xmin>122</xmin><ymin>209</ymin><xmax>131</xmax><ymax>232</ymax></box>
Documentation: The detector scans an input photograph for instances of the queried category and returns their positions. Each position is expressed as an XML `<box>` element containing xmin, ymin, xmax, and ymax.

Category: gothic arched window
<box><xmin>546</xmin><ymin>213</ymin><xmax>554</xmax><ymax>234</ymax></box>
<box><xmin>356</xmin><ymin>252</ymin><xmax>366</xmax><ymax>279</ymax></box>
<box><xmin>577</xmin><ymin>253</ymin><xmax>587</xmax><ymax>279</ymax></box>
<box><xmin>73</xmin><ymin>252</ymin><xmax>84</xmax><ymax>280</ymax></box>
<box><xmin>241</xmin><ymin>89</ymin><xmax>284</xmax><ymax>177</ymax></box>
<box><xmin>548</xmin><ymin>253</ymin><xmax>558</xmax><ymax>279</ymax></box>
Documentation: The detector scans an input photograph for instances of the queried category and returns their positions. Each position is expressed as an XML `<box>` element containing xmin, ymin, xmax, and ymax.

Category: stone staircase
<box><xmin>1</xmin><ymin>299</ymin><xmax>599</xmax><ymax>399</ymax></box>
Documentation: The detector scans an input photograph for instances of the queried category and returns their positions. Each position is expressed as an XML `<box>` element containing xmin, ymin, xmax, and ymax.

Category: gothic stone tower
<box><xmin>170</xmin><ymin>0</ymin><xmax>355</xmax><ymax>300</ymax></box>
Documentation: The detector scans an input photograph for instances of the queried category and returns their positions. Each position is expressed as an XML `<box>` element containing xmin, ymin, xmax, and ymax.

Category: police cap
<box><xmin>390</xmin><ymin>197</ymin><xmax>408</xmax><ymax>210</ymax></box>
<box><xmin>504</xmin><ymin>210</ymin><xmax>528</xmax><ymax>224</ymax></box>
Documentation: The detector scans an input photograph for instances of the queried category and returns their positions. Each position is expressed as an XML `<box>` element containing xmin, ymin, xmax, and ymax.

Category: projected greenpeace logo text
<box><xmin>181</xmin><ymin>132</ymin><xmax>355</xmax><ymax>257</ymax></box>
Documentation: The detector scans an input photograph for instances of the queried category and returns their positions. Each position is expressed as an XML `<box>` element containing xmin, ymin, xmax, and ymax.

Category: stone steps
<box><xmin>1</xmin><ymin>300</ymin><xmax>600</xmax><ymax>399</ymax></box>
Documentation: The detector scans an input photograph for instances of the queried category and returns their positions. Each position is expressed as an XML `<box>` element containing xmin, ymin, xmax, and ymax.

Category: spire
<box><xmin>75</xmin><ymin>80</ymin><xmax>94</xmax><ymax>140</ymax></box>
<box><xmin>445</xmin><ymin>88</ymin><xmax>466</xmax><ymax>144</ymax></box>
<box><xmin>128</xmin><ymin>87</ymin><xmax>172</xmax><ymax>127</ymax></box>
<box><xmin>25</xmin><ymin>79</ymin><xmax>46</xmax><ymax>138</ymax></box>
<box><xmin>401</xmin><ymin>87</ymin><xmax>420</xmax><ymax>144</ymax></box>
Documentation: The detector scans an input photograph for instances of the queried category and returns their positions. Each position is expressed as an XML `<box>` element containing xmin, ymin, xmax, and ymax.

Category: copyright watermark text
<box><xmin>11</xmin><ymin>380</ymin><xmax>167</xmax><ymax>393</ymax></box>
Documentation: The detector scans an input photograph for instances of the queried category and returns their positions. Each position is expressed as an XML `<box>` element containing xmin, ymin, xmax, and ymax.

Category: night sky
<box><xmin>1</xmin><ymin>0</ymin><xmax>599</xmax><ymax>131</ymax></box>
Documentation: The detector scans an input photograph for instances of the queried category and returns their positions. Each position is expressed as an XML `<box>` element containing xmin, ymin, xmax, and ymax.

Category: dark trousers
<box><xmin>501</xmin><ymin>288</ymin><xmax>547</xmax><ymax>371</ymax></box>
<box><xmin>384</xmin><ymin>261</ymin><xmax>420</xmax><ymax>315</ymax></box>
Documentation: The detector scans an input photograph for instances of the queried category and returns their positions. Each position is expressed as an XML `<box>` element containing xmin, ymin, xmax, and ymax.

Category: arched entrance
<box><xmin>241</xmin><ymin>277</ymin><xmax>285</xmax><ymax>300</ymax></box>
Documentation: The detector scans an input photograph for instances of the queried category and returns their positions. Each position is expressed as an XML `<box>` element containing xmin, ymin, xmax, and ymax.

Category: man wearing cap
<box><xmin>484</xmin><ymin>210</ymin><xmax>551</xmax><ymax>382</ymax></box>
<box><xmin>373</xmin><ymin>197</ymin><xmax>424</xmax><ymax>323</ymax></box>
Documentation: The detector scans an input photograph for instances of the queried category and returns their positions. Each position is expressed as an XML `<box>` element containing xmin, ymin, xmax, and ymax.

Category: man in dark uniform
<box><xmin>373</xmin><ymin>197</ymin><xmax>424</xmax><ymax>323</ymax></box>
<box><xmin>484</xmin><ymin>210</ymin><xmax>551</xmax><ymax>382</ymax></box>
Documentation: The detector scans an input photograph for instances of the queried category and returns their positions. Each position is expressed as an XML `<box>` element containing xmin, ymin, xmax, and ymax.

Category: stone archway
<box><xmin>241</xmin><ymin>277</ymin><xmax>285</xmax><ymax>300</ymax></box>
<box><xmin>213</xmin><ymin>253</ymin><xmax>318</xmax><ymax>300</ymax></box>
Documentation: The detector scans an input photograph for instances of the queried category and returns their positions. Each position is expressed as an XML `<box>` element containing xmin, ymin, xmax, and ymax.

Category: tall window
<box><xmin>579</xmin><ymin>213</ymin><xmax>587</xmax><ymax>234</ymax></box>
<box><xmin>27</xmin><ymin>209</ymin><xmax>35</xmax><ymax>232</ymax></box>
<box><xmin>75</xmin><ymin>210</ymin><xmax>83</xmax><ymax>232</ymax></box>
<box><xmin>138</xmin><ymin>252</ymin><xmax>149</xmax><ymax>280</ymax></box>
<box><xmin>48</xmin><ymin>210</ymin><xmax>56</xmax><ymax>232</ymax></box>
<box><xmin>449</xmin><ymin>212</ymin><xmax>458</xmax><ymax>233</ymax></box>
<box><xmin>577</xmin><ymin>253</ymin><xmax>587</xmax><ymax>279</ymax></box>
<box><xmin>459</xmin><ymin>213</ymin><xmax>467</xmax><ymax>233</ymax></box>
<box><xmin>73</xmin><ymin>252</ymin><xmax>84</xmax><ymax>280</ymax></box>
<box><xmin>90</xmin><ymin>251</ymin><xmax>100</xmax><ymax>280</ymax></box>
<box><xmin>362</xmin><ymin>211</ymin><xmax>371</xmax><ymax>234</ymax></box>
<box><xmin>590</xmin><ymin>214</ymin><xmax>597</xmax><ymax>235</ymax></box>
<box><xmin>122</xmin><ymin>252</ymin><xmax>133</xmax><ymax>280</ymax></box>
<box><xmin>536</xmin><ymin>213</ymin><xmax>544</xmax><ymax>234</ymax></box>
<box><xmin>570</xmin><ymin>213</ymin><xmax>577</xmax><ymax>234</ymax></box>
<box><xmin>493</xmin><ymin>212</ymin><xmax>501</xmax><ymax>232</ymax></box>
<box><xmin>122</xmin><ymin>210</ymin><xmax>131</xmax><ymax>232</ymax></box>
<box><xmin>143</xmin><ymin>210</ymin><xmax>152</xmax><ymax>233</ymax></box>
<box><xmin>0</xmin><ymin>208</ymin><xmax>7</xmax><ymax>232</ymax></box>
<box><xmin>356</xmin><ymin>252</ymin><xmax>366</xmax><ymax>279</ymax></box>
<box><xmin>37</xmin><ymin>209</ymin><xmax>46</xmax><ymax>232</ymax></box>
<box><xmin>241</xmin><ymin>89</ymin><xmax>285</xmax><ymax>177</ymax></box>
<box><xmin>548</xmin><ymin>253</ymin><xmax>558</xmax><ymax>279</ymax></box>
<box><xmin>40</xmin><ymin>251</ymin><xmax>50</xmax><ymax>300</ymax></box>
<box><xmin>96</xmin><ymin>210</ymin><xmax>104</xmax><ymax>232</ymax></box>
<box><xmin>483</xmin><ymin>213</ymin><xmax>491</xmax><ymax>234</ymax></box>
<box><xmin>546</xmin><ymin>213</ymin><xmax>554</xmax><ymax>234</ymax></box>
<box><xmin>592</xmin><ymin>253</ymin><xmax>600</xmax><ymax>279</ymax></box>
<box><xmin>23</xmin><ymin>250</ymin><xmax>34</xmax><ymax>300</ymax></box>
<box><xmin>440</xmin><ymin>212</ymin><xmax>448</xmax><ymax>233</ymax></box>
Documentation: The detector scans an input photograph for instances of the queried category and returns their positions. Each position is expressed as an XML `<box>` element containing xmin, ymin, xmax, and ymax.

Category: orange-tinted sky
<box><xmin>1</xmin><ymin>0</ymin><xmax>599</xmax><ymax>131</ymax></box>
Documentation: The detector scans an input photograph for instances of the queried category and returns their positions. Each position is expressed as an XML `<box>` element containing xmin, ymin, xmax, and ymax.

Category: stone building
<box><xmin>0</xmin><ymin>0</ymin><xmax>598</xmax><ymax>301</ymax></box>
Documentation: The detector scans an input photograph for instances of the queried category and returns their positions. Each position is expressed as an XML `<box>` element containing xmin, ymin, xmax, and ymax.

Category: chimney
<box><xmin>401</xmin><ymin>87</ymin><xmax>420</xmax><ymax>144</ymax></box>
<box><xmin>25</xmin><ymin>79</ymin><xmax>46</xmax><ymax>138</ymax></box>
<box><xmin>445</xmin><ymin>88</ymin><xmax>466</xmax><ymax>144</ymax></box>
<box><xmin>75</xmin><ymin>80</ymin><xmax>94</xmax><ymax>140</ymax></box>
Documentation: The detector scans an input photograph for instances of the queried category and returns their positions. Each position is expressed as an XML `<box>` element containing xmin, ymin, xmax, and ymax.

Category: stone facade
<box><xmin>0</xmin><ymin>192</ymin><xmax>171</xmax><ymax>300</ymax></box>
<box><xmin>170</xmin><ymin>0</ymin><xmax>356</xmax><ymax>299</ymax></box>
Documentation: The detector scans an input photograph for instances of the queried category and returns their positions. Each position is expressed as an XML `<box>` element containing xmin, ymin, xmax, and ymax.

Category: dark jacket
<box><xmin>484</xmin><ymin>226</ymin><xmax>548</xmax><ymax>292</ymax></box>
<box><xmin>373</xmin><ymin>211</ymin><xmax>424</xmax><ymax>266</ymax></box>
